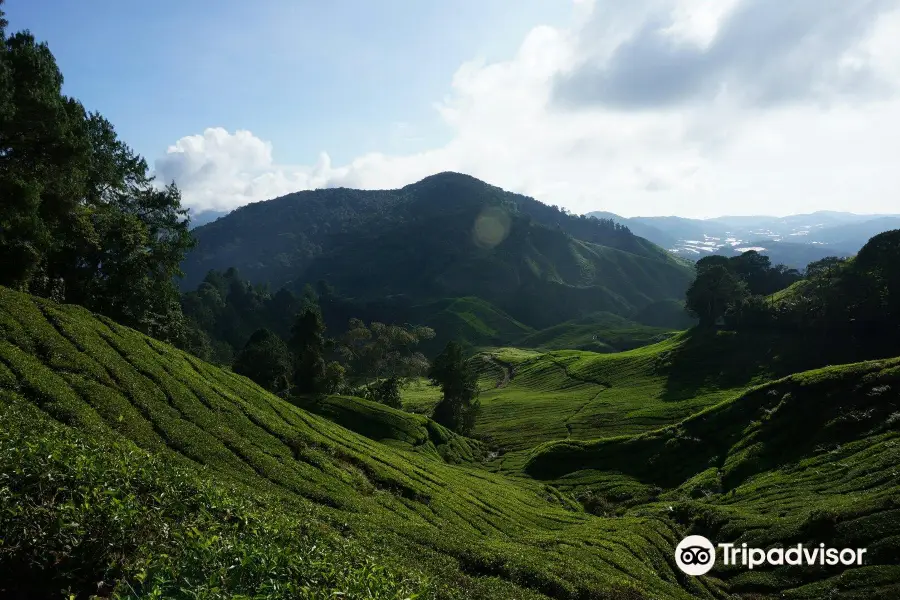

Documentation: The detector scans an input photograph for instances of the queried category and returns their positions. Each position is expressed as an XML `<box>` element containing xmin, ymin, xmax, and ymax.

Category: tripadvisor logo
<box><xmin>675</xmin><ymin>536</ymin><xmax>868</xmax><ymax>576</ymax></box>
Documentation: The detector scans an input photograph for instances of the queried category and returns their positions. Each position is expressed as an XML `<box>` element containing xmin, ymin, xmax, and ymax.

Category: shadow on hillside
<box><xmin>658</xmin><ymin>328</ymin><xmax>836</xmax><ymax>402</ymax></box>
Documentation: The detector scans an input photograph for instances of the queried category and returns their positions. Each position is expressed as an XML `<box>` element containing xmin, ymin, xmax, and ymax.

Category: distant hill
<box><xmin>186</xmin><ymin>209</ymin><xmax>230</xmax><ymax>229</ymax></box>
<box><xmin>183</xmin><ymin>173</ymin><xmax>693</xmax><ymax>330</ymax></box>
<box><xmin>513</xmin><ymin>311</ymin><xmax>676</xmax><ymax>352</ymax></box>
<box><xmin>585</xmin><ymin>211</ymin><xmax>680</xmax><ymax>249</ymax></box>
<box><xmin>712</xmin><ymin>240</ymin><xmax>848</xmax><ymax>270</ymax></box>
<box><xmin>810</xmin><ymin>216</ymin><xmax>900</xmax><ymax>251</ymax></box>
<box><xmin>586</xmin><ymin>209</ymin><xmax>899</xmax><ymax>269</ymax></box>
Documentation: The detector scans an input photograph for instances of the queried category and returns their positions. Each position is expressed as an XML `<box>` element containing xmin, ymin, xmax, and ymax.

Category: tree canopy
<box><xmin>428</xmin><ymin>341</ymin><xmax>480</xmax><ymax>435</ymax></box>
<box><xmin>232</xmin><ymin>328</ymin><xmax>292</xmax><ymax>395</ymax></box>
<box><xmin>0</xmin><ymin>7</ymin><xmax>194</xmax><ymax>343</ymax></box>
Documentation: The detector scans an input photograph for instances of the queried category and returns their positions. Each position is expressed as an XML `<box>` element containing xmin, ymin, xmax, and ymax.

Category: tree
<box><xmin>322</xmin><ymin>361</ymin><xmax>347</xmax><ymax>395</ymax></box>
<box><xmin>730</xmin><ymin>250</ymin><xmax>772</xmax><ymax>295</ymax></box>
<box><xmin>337</xmin><ymin>319</ymin><xmax>434</xmax><ymax>406</ymax></box>
<box><xmin>685</xmin><ymin>265</ymin><xmax>748</xmax><ymax>327</ymax></box>
<box><xmin>428</xmin><ymin>341</ymin><xmax>480</xmax><ymax>435</ymax></box>
<box><xmin>854</xmin><ymin>230</ymin><xmax>900</xmax><ymax>324</ymax></box>
<box><xmin>232</xmin><ymin>329</ymin><xmax>292</xmax><ymax>395</ymax></box>
<box><xmin>805</xmin><ymin>256</ymin><xmax>847</xmax><ymax>279</ymax></box>
<box><xmin>0</xmin><ymin>25</ymin><xmax>89</xmax><ymax>290</ymax></box>
<box><xmin>289</xmin><ymin>308</ymin><xmax>327</xmax><ymax>395</ymax></box>
<box><xmin>695</xmin><ymin>255</ymin><xmax>731</xmax><ymax>274</ymax></box>
<box><xmin>0</xmin><ymin>14</ymin><xmax>195</xmax><ymax>343</ymax></box>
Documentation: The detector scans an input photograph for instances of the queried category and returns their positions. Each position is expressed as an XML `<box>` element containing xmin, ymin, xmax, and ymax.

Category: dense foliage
<box><xmin>337</xmin><ymin>319</ymin><xmax>434</xmax><ymax>407</ymax></box>
<box><xmin>0</xmin><ymin>400</ymin><xmax>426</xmax><ymax>599</ymax></box>
<box><xmin>3</xmin><ymin>286</ymin><xmax>899</xmax><ymax>599</ymax></box>
<box><xmin>232</xmin><ymin>328</ymin><xmax>293</xmax><ymax>395</ymax></box>
<box><xmin>0</xmin><ymin>3</ymin><xmax>194</xmax><ymax>344</ymax></box>
<box><xmin>180</xmin><ymin>173</ymin><xmax>694</xmax><ymax>331</ymax></box>
<box><xmin>428</xmin><ymin>342</ymin><xmax>480</xmax><ymax>435</ymax></box>
<box><xmin>685</xmin><ymin>250</ymin><xmax>801</xmax><ymax>326</ymax></box>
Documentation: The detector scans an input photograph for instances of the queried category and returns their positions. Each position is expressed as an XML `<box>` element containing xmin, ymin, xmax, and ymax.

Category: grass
<box><xmin>412</xmin><ymin>297</ymin><xmax>534</xmax><ymax>353</ymax></box>
<box><xmin>296</xmin><ymin>394</ymin><xmax>486</xmax><ymax>464</ymax></box>
<box><xmin>513</xmin><ymin>311</ymin><xmax>677</xmax><ymax>353</ymax></box>
<box><xmin>405</xmin><ymin>331</ymin><xmax>799</xmax><ymax>466</ymax></box>
<box><xmin>524</xmin><ymin>358</ymin><xmax>900</xmax><ymax>598</ymax></box>
<box><xmin>0</xmin><ymin>286</ymin><xmax>712</xmax><ymax>600</ymax></box>
<box><xmin>2</xmin><ymin>284</ymin><xmax>899</xmax><ymax>599</ymax></box>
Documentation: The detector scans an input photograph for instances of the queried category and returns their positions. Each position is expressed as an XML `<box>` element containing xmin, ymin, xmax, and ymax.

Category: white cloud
<box><xmin>157</xmin><ymin>0</ymin><xmax>900</xmax><ymax>218</ymax></box>
<box><xmin>154</xmin><ymin>128</ymin><xmax>345</xmax><ymax>213</ymax></box>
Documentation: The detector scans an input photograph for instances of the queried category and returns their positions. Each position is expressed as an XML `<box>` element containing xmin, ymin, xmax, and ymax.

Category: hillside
<box><xmin>404</xmin><ymin>330</ymin><xmax>824</xmax><ymax>466</ymax></box>
<box><xmin>3</xmin><ymin>286</ymin><xmax>899</xmax><ymax>598</ymax></box>
<box><xmin>0</xmin><ymin>286</ymin><xmax>711</xmax><ymax>599</ymax></box>
<box><xmin>525</xmin><ymin>358</ymin><xmax>900</xmax><ymax>598</ymax></box>
<box><xmin>586</xmin><ymin>211</ymin><xmax>899</xmax><ymax>269</ymax></box>
<box><xmin>585</xmin><ymin>211</ymin><xmax>680</xmax><ymax>249</ymax></box>
<box><xmin>182</xmin><ymin>173</ymin><xmax>693</xmax><ymax>330</ymax></box>
<box><xmin>514</xmin><ymin>312</ymin><xmax>675</xmax><ymax>353</ymax></box>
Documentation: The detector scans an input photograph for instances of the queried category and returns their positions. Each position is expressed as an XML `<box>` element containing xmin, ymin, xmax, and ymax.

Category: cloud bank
<box><xmin>156</xmin><ymin>0</ymin><xmax>900</xmax><ymax>217</ymax></box>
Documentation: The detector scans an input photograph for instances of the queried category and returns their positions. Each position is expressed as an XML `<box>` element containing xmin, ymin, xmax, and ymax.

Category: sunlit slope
<box><xmin>526</xmin><ymin>358</ymin><xmax>900</xmax><ymax>599</ymax></box>
<box><xmin>410</xmin><ymin>296</ymin><xmax>534</xmax><ymax>353</ymax></box>
<box><xmin>513</xmin><ymin>311</ymin><xmax>676</xmax><ymax>353</ymax></box>
<box><xmin>0</xmin><ymin>287</ymin><xmax>719</xmax><ymax>600</ymax></box>
<box><xmin>404</xmin><ymin>331</ymin><xmax>793</xmax><ymax>457</ymax></box>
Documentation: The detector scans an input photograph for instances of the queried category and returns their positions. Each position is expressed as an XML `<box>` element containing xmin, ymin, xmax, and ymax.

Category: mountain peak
<box><xmin>404</xmin><ymin>171</ymin><xmax>491</xmax><ymax>191</ymax></box>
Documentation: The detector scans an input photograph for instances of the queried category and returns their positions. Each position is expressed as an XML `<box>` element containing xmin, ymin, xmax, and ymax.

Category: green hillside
<box><xmin>409</xmin><ymin>296</ymin><xmax>534</xmax><ymax>354</ymax></box>
<box><xmin>182</xmin><ymin>173</ymin><xmax>693</xmax><ymax>331</ymax></box>
<box><xmin>0</xmin><ymin>286</ymin><xmax>712</xmax><ymax>599</ymax></box>
<box><xmin>405</xmin><ymin>330</ymin><xmax>820</xmax><ymax>461</ymax></box>
<box><xmin>2</xmin><ymin>286</ymin><xmax>899</xmax><ymax>598</ymax></box>
<box><xmin>4</xmin><ymin>6</ymin><xmax>900</xmax><ymax>599</ymax></box>
<box><xmin>514</xmin><ymin>312</ymin><xmax>675</xmax><ymax>353</ymax></box>
<box><xmin>296</xmin><ymin>393</ymin><xmax>487</xmax><ymax>464</ymax></box>
<box><xmin>525</xmin><ymin>358</ymin><xmax>900</xmax><ymax>598</ymax></box>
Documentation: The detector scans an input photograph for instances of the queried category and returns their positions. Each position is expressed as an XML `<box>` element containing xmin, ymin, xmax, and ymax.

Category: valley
<box><xmin>3</xmin><ymin>6</ymin><xmax>900</xmax><ymax>597</ymax></box>
<box><xmin>2</xmin><ymin>284</ymin><xmax>898</xmax><ymax>599</ymax></box>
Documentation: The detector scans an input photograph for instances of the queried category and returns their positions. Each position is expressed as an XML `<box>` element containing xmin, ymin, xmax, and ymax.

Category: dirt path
<box><xmin>482</xmin><ymin>354</ymin><xmax>515</xmax><ymax>388</ymax></box>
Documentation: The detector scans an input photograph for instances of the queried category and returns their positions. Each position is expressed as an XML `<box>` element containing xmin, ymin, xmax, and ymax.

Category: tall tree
<box><xmin>853</xmin><ymin>230</ymin><xmax>900</xmax><ymax>324</ymax></box>
<box><xmin>428</xmin><ymin>341</ymin><xmax>480</xmax><ymax>435</ymax></box>
<box><xmin>0</xmin><ymin>11</ymin><xmax>195</xmax><ymax>343</ymax></box>
<box><xmin>289</xmin><ymin>309</ymin><xmax>327</xmax><ymax>395</ymax></box>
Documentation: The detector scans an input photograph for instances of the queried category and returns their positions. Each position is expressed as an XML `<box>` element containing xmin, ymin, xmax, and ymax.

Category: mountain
<box><xmin>186</xmin><ymin>208</ymin><xmax>230</xmax><ymax>229</ymax></box>
<box><xmin>810</xmin><ymin>216</ymin><xmax>900</xmax><ymax>252</ymax></box>
<box><xmin>628</xmin><ymin>216</ymin><xmax>709</xmax><ymax>246</ymax></box>
<box><xmin>182</xmin><ymin>173</ymin><xmax>694</xmax><ymax>330</ymax></box>
<box><xmin>585</xmin><ymin>211</ymin><xmax>680</xmax><ymax>249</ymax></box>
<box><xmin>712</xmin><ymin>239</ymin><xmax>848</xmax><ymax>270</ymax></box>
<box><xmin>586</xmin><ymin>209</ymin><xmax>900</xmax><ymax>268</ymax></box>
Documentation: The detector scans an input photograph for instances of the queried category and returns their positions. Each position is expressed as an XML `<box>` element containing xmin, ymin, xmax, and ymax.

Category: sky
<box><xmin>9</xmin><ymin>0</ymin><xmax>900</xmax><ymax>218</ymax></box>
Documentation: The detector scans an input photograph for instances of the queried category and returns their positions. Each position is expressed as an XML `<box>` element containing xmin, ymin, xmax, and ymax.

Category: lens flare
<box><xmin>472</xmin><ymin>207</ymin><xmax>511</xmax><ymax>249</ymax></box>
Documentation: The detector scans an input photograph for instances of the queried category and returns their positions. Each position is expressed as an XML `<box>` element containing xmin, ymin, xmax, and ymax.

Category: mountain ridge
<box><xmin>181</xmin><ymin>173</ymin><xmax>693</xmax><ymax>331</ymax></box>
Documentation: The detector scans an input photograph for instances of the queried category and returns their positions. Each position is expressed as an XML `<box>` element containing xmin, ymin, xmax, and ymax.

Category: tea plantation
<box><xmin>1</xmin><ymin>285</ymin><xmax>898</xmax><ymax>599</ymax></box>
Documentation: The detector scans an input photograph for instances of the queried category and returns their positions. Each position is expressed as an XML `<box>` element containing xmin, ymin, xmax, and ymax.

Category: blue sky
<box><xmin>7</xmin><ymin>1</ymin><xmax>900</xmax><ymax>218</ymax></box>
<box><xmin>9</xmin><ymin>0</ymin><xmax>568</xmax><ymax>165</ymax></box>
